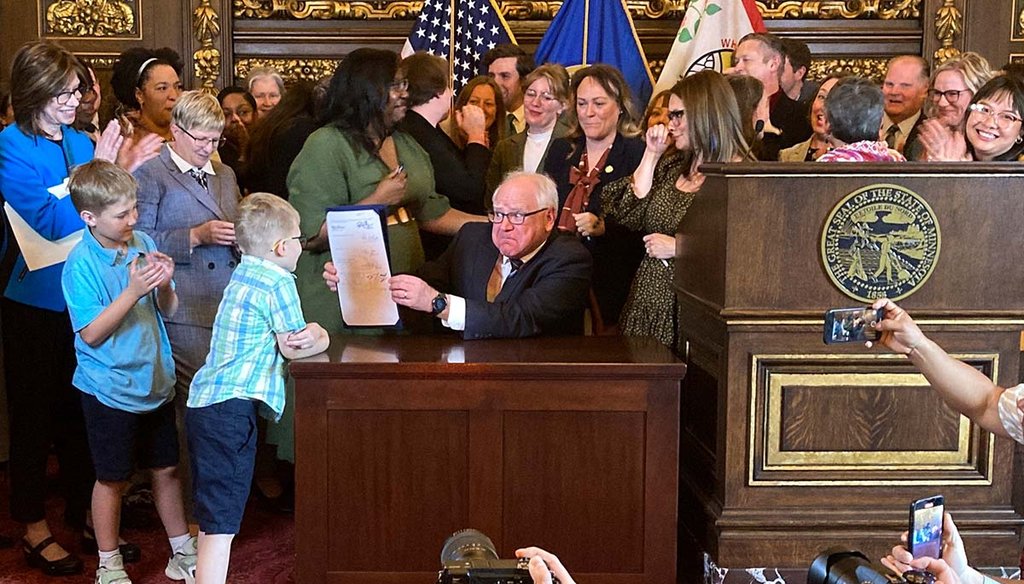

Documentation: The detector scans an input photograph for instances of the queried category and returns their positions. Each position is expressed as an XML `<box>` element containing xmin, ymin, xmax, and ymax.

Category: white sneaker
<box><xmin>96</xmin><ymin>554</ymin><xmax>132</xmax><ymax>584</ymax></box>
<box><xmin>164</xmin><ymin>536</ymin><xmax>197</xmax><ymax>584</ymax></box>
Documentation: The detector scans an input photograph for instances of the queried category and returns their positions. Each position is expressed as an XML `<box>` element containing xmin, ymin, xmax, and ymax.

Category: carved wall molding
<box><xmin>1012</xmin><ymin>0</ymin><xmax>1024</xmax><ymax>41</ymax></box>
<box><xmin>808</xmin><ymin>57</ymin><xmax>889</xmax><ymax>82</ymax></box>
<box><xmin>194</xmin><ymin>1</ymin><xmax>223</xmax><ymax>94</ymax></box>
<box><xmin>43</xmin><ymin>0</ymin><xmax>140</xmax><ymax>37</ymax></box>
<box><xmin>232</xmin><ymin>0</ymin><xmax>921</xmax><ymax>21</ymax></box>
<box><xmin>933</xmin><ymin>0</ymin><xmax>963</xmax><ymax>63</ymax></box>
<box><xmin>235</xmin><ymin>58</ymin><xmax>340</xmax><ymax>83</ymax></box>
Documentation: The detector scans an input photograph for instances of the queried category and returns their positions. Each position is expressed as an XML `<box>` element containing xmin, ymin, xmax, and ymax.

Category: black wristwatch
<box><xmin>430</xmin><ymin>293</ymin><xmax>448</xmax><ymax>316</ymax></box>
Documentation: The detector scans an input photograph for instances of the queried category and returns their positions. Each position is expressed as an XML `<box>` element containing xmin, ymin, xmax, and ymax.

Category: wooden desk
<box><xmin>290</xmin><ymin>335</ymin><xmax>683</xmax><ymax>584</ymax></box>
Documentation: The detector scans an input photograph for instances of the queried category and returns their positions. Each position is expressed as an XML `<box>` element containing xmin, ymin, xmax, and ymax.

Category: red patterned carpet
<box><xmin>0</xmin><ymin>465</ymin><xmax>295</xmax><ymax>584</ymax></box>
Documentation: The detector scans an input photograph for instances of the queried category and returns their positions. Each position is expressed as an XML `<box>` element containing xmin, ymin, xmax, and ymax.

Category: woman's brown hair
<box><xmin>10</xmin><ymin>41</ymin><xmax>88</xmax><ymax>136</ymax></box>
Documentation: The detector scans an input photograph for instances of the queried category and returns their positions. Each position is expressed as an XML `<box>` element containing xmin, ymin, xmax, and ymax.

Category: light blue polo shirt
<box><xmin>62</xmin><ymin>227</ymin><xmax>176</xmax><ymax>413</ymax></box>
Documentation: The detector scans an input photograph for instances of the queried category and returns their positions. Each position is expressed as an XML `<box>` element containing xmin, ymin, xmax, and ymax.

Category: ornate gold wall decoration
<box><xmin>933</xmin><ymin>0</ymin><xmax>962</xmax><ymax>64</ymax></box>
<box><xmin>1013</xmin><ymin>0</ymin><xmax>1024</xmax><ymax>41</ymax></box>
<box><xmin>755</xmin><ymin>0</ymin><xmax>920</xmax><ymax>19</ymax></box>
<box><xmin>76</xmin><ymin>55</ymin><xmax>120</xmax><ymax>69</ymax></box>
<box><xmin>233</xmin><ymin>0</ymin><xmax>919</xmax><ymax>20</ymax></box>
<box><xmin>235</xmin><ymin>58</ymin><xmax>341</xmax><ymax>83</ymax></box>
<box><xmin>193</xmin><ymin>1</ymin><xmax>222</xmax><ymax>94</ymax></box>
<box><xmin>808</xmin><ymin>58</ymin><xmax>888</xmax><ymax>82</ymax></box>
<box><xmin>44</xmin><ymin>0</ymin><xmax>137</xmax><ymax>37</ymax></box>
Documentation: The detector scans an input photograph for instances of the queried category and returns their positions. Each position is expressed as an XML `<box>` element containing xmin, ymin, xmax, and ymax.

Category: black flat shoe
<box><xmin>23</xmin><ymin>536</ymin><xmax>83</xmax><ymax>576</ymax></box>
<box><xmin>81</xmin><ymin>526</ymin><xmax>142</xmax><ymax>563</ymax></box>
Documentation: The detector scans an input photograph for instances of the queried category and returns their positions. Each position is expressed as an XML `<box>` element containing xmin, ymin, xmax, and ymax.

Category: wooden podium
<box><xmin>675</xmin><ymin>162</ymin><xmax>1024</xmax><ymax>580</ymax></box>
<box><xmin>290</xmin><ymin>335</ymin><xmax>684</xmax><ymax>584</ymax></box>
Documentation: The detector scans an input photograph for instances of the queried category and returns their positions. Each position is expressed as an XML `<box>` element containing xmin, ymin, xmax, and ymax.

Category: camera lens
<box><xmin>440</xmin><ymin>528</ymin><xmax>500</xmax><ymax>565</ymax></box>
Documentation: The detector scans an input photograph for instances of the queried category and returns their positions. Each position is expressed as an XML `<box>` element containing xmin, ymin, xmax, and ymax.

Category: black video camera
<box><xmin>437</xmin><ymin>529</ymin><xmax>558</xmax><ymax>584</ymax></box>
<box><xmin>809</xmin><ymin>548</ymin><xmax>936</xmax><ymax>584</ymax></box>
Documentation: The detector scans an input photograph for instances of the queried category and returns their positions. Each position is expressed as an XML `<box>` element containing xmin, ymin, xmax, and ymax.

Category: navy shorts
<box><xmin>186</xmin><ymin>398</ymin><xmax>258</xmax><ymax>534</ymax></box>
<box><xmin>80</xmin><ymin>392</ymin><xmax>179</xmax><ymax>482</ymax></box>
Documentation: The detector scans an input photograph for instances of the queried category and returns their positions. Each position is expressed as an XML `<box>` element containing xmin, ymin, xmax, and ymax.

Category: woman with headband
<box><xmin>111</xmin><ymin>47</ymin><xmax>184</xmax><ymax>142</ymax></box>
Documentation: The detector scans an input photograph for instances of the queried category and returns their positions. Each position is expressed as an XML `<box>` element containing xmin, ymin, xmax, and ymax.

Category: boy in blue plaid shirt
<box><xmin>186</xmin><ymin>193</ymin><xmax>328</xmax><ymax>584</ymax></box>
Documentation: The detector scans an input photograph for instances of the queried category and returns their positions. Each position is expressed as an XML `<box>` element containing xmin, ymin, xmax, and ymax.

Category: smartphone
<box><xmin>823</xmin><ymin>306</ymin><xmax>883</xmax><ymax>344</ymax></box>
<box><xmin>908</xmin><ymin>495</ymin><xmax>944</xmax><ymax>559</ymax></box>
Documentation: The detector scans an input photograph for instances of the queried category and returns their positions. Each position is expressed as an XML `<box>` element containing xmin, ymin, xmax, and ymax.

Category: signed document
<box><xmin>326</xmin><ymin>205</ymin><xmax>400</xmax><ymax>328</ymax></box>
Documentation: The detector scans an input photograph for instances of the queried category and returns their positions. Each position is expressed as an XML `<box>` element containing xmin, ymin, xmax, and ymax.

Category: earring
<box><xmin>1017</xmin><ymin>135</ymin><xmax>1023</xmax><ymax>144</ymax></box>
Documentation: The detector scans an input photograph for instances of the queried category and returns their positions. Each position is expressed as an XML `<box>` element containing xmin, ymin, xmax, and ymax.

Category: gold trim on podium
<box><xmin>747</xmin><ymin>352</ymin><xmax>997</xmax><ymax>486</ymax></box>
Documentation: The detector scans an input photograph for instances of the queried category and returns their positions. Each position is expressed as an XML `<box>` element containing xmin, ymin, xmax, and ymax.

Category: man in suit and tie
<box><xmin>881</xmin><ymin>55</ymin><xmax>930</xmax><ymax>156</ymax></box>
<box><xmin>483</xmin><ymin>45</ymin><xmax>535</xmax><ymax>137</ymax></box>
<box><xmin>325</xmin><ymin>172</ymin><xmax>592</xmax><ymax>339</ymax></box>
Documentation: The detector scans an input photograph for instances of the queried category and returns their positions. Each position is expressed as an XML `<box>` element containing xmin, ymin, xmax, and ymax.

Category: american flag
<box><xmin>402</xmin><ymin>0</ymin><xmax>517</xmax><ymax>92</ymax></box>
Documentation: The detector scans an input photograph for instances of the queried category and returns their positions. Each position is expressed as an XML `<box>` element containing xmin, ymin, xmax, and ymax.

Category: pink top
<box><xmin>817</xmin><ymin>140</ymin><xmax>906</xmax><ymax>162</ymax></box>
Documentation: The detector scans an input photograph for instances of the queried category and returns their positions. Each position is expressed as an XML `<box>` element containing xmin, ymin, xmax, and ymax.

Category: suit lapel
<box><xmin>161</xmin><ymin>148</ymin><xmax>227</xmax><ymax>220</ymax></box>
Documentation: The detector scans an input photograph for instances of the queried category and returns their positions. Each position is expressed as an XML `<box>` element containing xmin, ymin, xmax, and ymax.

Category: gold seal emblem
<box><xmin>821</xmin><ymin>184</ymin><xmax>940</xmax><ymax>302</ymax></box>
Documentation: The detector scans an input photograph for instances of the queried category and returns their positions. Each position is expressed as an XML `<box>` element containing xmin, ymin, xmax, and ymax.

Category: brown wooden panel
<box><xmin>327</xmin><ymin>410</ymin><xmax>470</xmax><ymax>572</ymax></box>
<box><xmin>780</xmin><ymin>385</ymin><xmax>961</xmax><ymax>451</ymax></box>
<box><xmin>502</xmin><ymin>411</ymin><xmax>646</xmax><ymax>573</ymax></box>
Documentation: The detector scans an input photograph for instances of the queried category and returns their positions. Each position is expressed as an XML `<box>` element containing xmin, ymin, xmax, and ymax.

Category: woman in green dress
<box><xmin>288</xmin><ymin>48</ymin><xmax>481</xmax><ymax>334</ymax></box>
<box><xmin>601</xmin><ymin>70</ymin><xmax>752</xmax><ymax>352</ymax></box>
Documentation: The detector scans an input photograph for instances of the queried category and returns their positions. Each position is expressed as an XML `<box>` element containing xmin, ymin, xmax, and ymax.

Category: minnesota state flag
<box><xmin>534</xmin><ymin>0</ymin><xmax>654</xmax><ymax>106</ymax></box>
<box><xmin>653</xmin><ymin>0</ymin><xmax>765</xmax><ymax>97</ymax></box>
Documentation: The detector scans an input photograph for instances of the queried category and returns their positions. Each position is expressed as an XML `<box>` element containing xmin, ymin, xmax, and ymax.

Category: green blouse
<box><xmin>287</xmin><ymin>126</ymin><xmax>450</xmax><ymax>333</ymax></box>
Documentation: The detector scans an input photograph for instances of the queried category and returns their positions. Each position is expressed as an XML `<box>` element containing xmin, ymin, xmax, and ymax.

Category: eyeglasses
<box><xmin>54</xmin><ymin>85</ymin><xmax>83</xmax><ymax>105</ymax></box>
<box><xmin>272</xmin><ymin>235</ymin><xmax>307</xmax><ymax>252</ymax></box>
<box><xmin>487</xmin><ymin>209</ymin><xmax>546</xmax><ymax>225</ymax></box>
<box><xmin>524</xmin><ymin>89</ymin><xmax>558</xmax><ymax>103</ymax></box>
<box><xmin>667</xmin><ymin>109</ymin><xmax>686</xmax><ymax>122</ymax></box>
<box><xmin>390</xmin><ymin>78</ymin><xmax>409</xmax><ymax>93</ymax></box>
<box><xmin>928</xmin><ymin>88</ymin><xmax>967</xmax><ymax>104</ymax></box>
<box><xmin>968</xmin><ymin>102</ymin><xmax>1023</xmax><ymax>128</ymax></box>
<box><xmin>176</xmin><ymin>125</ymin><xmax>226</xmax><ymax>148</ymax></box>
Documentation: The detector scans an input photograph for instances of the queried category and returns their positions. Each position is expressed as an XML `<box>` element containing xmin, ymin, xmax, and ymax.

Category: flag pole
<box><xmin>449</xmin><ymin>0</ymin><xmax>457</xmax><ymax>83</ymax></box>
<box><xmin>582</xmin><ymin>0</ymin><xmax>589</xmax><ymax>65</ymax></box>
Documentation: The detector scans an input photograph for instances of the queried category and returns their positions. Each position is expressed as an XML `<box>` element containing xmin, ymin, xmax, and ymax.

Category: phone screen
<box><xmin>823</xmin><ymin>307</ymin><xmax>883</xmax><ymax>344</ymax></box>
<box><xmin>909</xmin><ymin>495</ymin><xmax>944</xmax><ymax>559</ymax></box>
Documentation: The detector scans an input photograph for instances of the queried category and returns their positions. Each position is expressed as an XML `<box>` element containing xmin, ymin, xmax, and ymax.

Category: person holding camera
<box><xmin>882</xmin><ymin>512</ymin><xmax>1014</xmax><ymax>584</ymax></box>
<box><xmin>871</xmin><ymin>298</ymin><xmax>1024</xmax><ymax>441</ymax></box>
<box><xmin>872</xmin><ymin>298</ymin><xmax>1022</xmax><ymax>584</ymax></box>
<box><xmin>515</xmin><ymin>547</ymin><xmax>576</xmax><ymax>584</ymax></box>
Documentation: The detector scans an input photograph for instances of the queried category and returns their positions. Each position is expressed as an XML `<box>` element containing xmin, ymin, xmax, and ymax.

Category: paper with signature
<box><xmin>5</xmin><ymin>178</ymin><xmax>84</xmax><ymax>271</ymax></box>
<box><xmin>326</xmin><ymin>207</ymin><xmax>399</xmax><ymax>327</ymax></box>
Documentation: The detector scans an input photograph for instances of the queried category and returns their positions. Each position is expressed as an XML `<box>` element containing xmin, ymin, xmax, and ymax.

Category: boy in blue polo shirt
<box><xmin>186</xmin><ymin>192</ymin><xmax>328</xmax><ymax>584</ymax></box>
<box><xmin>61</xmin><ymin>160</ymin><xmax>196</xmax><ymax>584</ymax></box>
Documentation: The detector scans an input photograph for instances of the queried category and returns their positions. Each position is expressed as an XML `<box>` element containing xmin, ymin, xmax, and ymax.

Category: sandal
<box><xmin>82</xmin><ymin>526</ymin><xmax>142</xmax><ymax>563</ymax></box>
<box><xmin>22</xmin><ymin>536</ymin><xmax>83</xmax><ymax>576</ymax></box>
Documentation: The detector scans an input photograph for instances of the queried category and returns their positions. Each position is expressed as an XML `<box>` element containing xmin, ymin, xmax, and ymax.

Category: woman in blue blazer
<box><xmin>0</xmin><ymin>41</ymin><xmax>127</xmax><ymax>576</ymax></box>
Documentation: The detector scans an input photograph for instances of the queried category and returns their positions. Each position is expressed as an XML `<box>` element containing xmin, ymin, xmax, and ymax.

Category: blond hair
<box><xmin>235</xmin><ymin>193</ymin><xmax>300</xmax><ymax>255</ymax></box>
<box><xmin>171</xmin><ymin>90</ymin><xmax>225</xmax><ymax>133</ymax></box>
<box><xmin>69</xmin><ymin>160</ymin><xmax>138</xmax><ymax>214</ymax></box>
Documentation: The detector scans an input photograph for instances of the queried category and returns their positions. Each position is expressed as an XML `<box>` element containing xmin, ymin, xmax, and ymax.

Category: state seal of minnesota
<box><xmin>821</xmin><ymin>184</ymin><xmax>940</xmax><ymax>303</ymax></box>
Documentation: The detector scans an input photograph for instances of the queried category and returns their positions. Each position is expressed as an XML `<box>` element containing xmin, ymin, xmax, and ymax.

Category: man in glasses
<box><xmin>326</xmin><ymin>171</ymin><xmax>592</xmax><ymax>338</ymax></box>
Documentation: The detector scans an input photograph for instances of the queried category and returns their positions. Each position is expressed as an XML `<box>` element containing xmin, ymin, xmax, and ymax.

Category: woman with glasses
<box><xmin>288</xmin><ymin>47</ymin><xmax>481</xmax><ymax>337</ymax></box>
<box><xmin>486</xmin><ymin>64</ymin><xmax>571</xmax><ymax>195</ymax></box>
<box><xmin>542</xmin><ymin>64</ymin><xmax>645</xmax><ymax>332</ymax></box>
<box><xmin>0</xmin><ymin>40</ymin><xmax>139</xmax><ymax>577</ymax></box>
<box><xmin>110</xmin><ymin>47</ymin><xmax>184</xmax><ymax>142</ymax></box>
<box><xmin>907</xmin><ymin>52</ymin><xmax>992</xmax><ymax>160</ymax></box>
<box><xmin>917</xmin><ymin>72</ymin><xmax>1024</xmax><ymax>162</ymax></box>
<box><xmin>134</xmin><ymin>91</ymin><xmax>241</xmax><ymax>516</ymax></box>
<box><xmin>601</xmin><ymin>70</ymin><xmax>751</xmax><ymax>351</ymax></box>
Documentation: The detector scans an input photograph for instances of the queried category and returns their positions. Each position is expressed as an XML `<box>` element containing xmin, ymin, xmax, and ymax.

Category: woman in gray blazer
<box><xmin>486</xmin><ymin>64</ymin><xmax>572</xmax><ymax>195</ymax></box>
<box><xmin>134</xmin><ymin>91</ymin><xmax>240</xmax><ymax>505</ymax></box>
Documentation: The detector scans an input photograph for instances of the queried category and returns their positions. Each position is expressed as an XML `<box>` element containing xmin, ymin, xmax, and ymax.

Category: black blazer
<box><xmin>541</xmin><ymin>132</ymin><xmax>645</xmax><ymax>325</ymax></box>
<box><xmin>399</xmin><ymin>110</ymin><xmax>490</xmax><ymax>215</ymax></box>
<box><xmin>418</xmin><ymin>223</ymin><xmax>593</xmax><ymax>339</ymax></box>
<box><xmin>768</xmin><ymin>91</ymin><xmax>813</xmax><ymax>153</ymax></box>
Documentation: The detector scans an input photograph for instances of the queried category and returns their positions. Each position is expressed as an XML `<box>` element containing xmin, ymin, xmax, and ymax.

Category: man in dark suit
<box><xmin>326</xmin><ymin>172</ymin><xmax>592</xmax><ymax>339</ymax></box>
<box><xmin>728</xmin><ymin>32</ymin><xmax>812</xmax><ymax>160</ymax></box>
<box><xmin>881</xmin><ymin>55</ymin><xmax>930</xmax><ymax>158</ymax></box>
